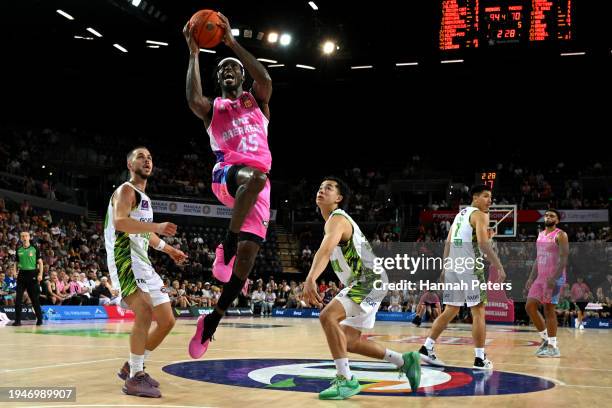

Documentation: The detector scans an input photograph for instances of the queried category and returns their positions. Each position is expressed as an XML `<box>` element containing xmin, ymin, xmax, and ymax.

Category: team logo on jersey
<box><xmin>242</xmin><ymin>95</ymin><xmax>253</xmax><ymax>109</ymax></box>
<box><xmin>141</xmin><ymin>200</ymin><xmax>149</xmax><ymax>209</ymax></box>
<box><xmin>262</xmin><ymin>220</ymin><xmax>269</xmax><ymax>228</ymax></box>
<box><xmin>162</xmin><ymin>358</ymin><xmax>555</xmax><ymax>397</ymax></box>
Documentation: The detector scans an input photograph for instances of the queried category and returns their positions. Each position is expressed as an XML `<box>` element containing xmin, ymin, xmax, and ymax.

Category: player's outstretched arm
<box><xmin>304</xmin><ymin>216</ymin><xmax>348</xmax><ymax>306</ymax></box>
<box><xmin>183</xmin><ymin>22</ymin><xmax>212</xmax><ymax>120</ymax></box>
<box><xmin>217</xmin><ymin>13</ymin><xmax>272</xmax><ymax>112</ymax></box>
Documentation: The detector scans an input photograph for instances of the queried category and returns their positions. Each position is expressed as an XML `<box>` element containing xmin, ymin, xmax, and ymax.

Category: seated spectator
<box><xmin>190</xmin><ymin>281</ymin><xmax>204</xmax><ymax>307</ymax></box>
<box><xmin>78</xmin><ymin>272</ymin><xmax>94</xmax><ymax>304</ymax></box>
<box><xmin>167</xmin><ymin>281</ymin><xmax>178</xmax><ymax>306</ymax></box>
<box><xmin>267</xmin><ymin>278</ymin><xmax>277</xmax><ymax>292</ymax></box>
<box><xmin>38</xmin><ymin>275</ymin><xmax>52</xmax><ymax>305</ymax></box>
<box><xmin>318</xmin><ymin>279</ymin><xmax>328</xmax><ymax>296</ymax></box>
<box><xmin>251</xmin><ymin>284</ymin><xmax>265</xmax><ymax>315</ymax></box>
<box><xmin>47</xmin><ymin>271</ymin><xmax>67</xmax><ymax>305</ymax></box>
<box><xmin>262</xmin><ymin>286</ymin><xmax>276</xmax><ymax>316</ymax></box>
<box><xmin>285</xmin><ymin>281</ymin><xmax>298</xmax><ymax>308</ymax></box>
<box><xmin>0</xmin><ymin>272</ymin><xmax>7</xmax><ymax>306</ymax></box>
<box><xmin>570</xmin><ymin>277</ymin><xmax>591</xmax><ymax>327</ymax></box>
<box><xmin>322</xmin><ymin>282</ymin><xmax>339</xmax><ymax>307</ymax></box>
<box><xmin>3</xmin><ymin>265</ymin><xmax>17</xmax><ymax>306</ymax></box>
<box><xmin>92</xmin><ymin>276</ymin><xmax>120</xmax><ymax>306</ymax></box>
<box><xmin>555</xmin><ymin>294</ymin><xmax>571</xmax><ymax>327</ymax></box>
<box><xmin>66</xmin><ymin>272</ymin><xmax>84</xmax><ymax>305</ymax></box>
<box><xmin>403</xmin><ymin>290</ymin><xmax>417</xmax><ymax>313</ymax></box>
<box><xmin>201</xmin><ymin>282</ymin><xmax>213</xmax><ymax>308</ymax></box>
<box><xmin>296</xmin><ymin>282</ymin><xmax>309</xmax><ymax>309</ymax></box>
<box><xmin>595</xmin><ymin>287</ymin><xmax>610</xmax><ymax>319</ymax></box>
<box><xmin>275</xmin><ymin>280</ymin><xmax>289</xmax><ymax>308</ymax></box>
<box><xmin>387</xmin><ymin>290</ymin><xmax>402</xmax><ymax>312</ymax></box>
<box><xmin>211</xmin><ymin>286</ymin><xmax>221</xmax><ymax>306</ymax></box>
<box><xmin>171</xmin><ymin>280</ymin><xmax>189</xmax><ymax>308</ymax></box>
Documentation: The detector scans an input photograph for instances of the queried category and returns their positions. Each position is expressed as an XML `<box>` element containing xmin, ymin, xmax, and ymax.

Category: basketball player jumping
<box><xmin>183</xmin><ymin>14</ymin><xmax>274</xmax><ymax>358</ymax></box>
<box><xmin>105</xmin><ymin>147</ymin><xmax>187</xmax><ymax>397</ymax></box>
<box><xmin>417</xmin><ymin>185</ymin><xmax>506</xmax><ymax>370</ymax></box>
<box><xmin>303</xmin><ymin>177</ymin><xmax>421</xmax><ymax>400</ymax></box>
<box><xmin>525</xmin><ymin>209</ymin><xmax>568</xmax><ymax>358</ymax></box>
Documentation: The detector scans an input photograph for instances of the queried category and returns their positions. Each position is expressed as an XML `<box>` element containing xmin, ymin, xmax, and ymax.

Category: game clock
<box><xmin>476</xmin><ymin>172</ymin><xmax>498</xmax><ymax>190</ymax></box>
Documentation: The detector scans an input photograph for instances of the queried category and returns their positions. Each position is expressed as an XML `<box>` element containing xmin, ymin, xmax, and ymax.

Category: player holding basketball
<box><xmin>303</xmin><ymin>177</ymin><xmax>421</xmax><ymax>400</ymax></box>
<box><xmin>183</xmin><ymin>14</ymin><xmax>274</xmax><ymax>358</ymax></box>
<box><xmin>525</xmin><ymin>209</ymin><xmax>568</xmax><ymax>358</ymax></box>
<box><xmin>418</xmin><ymin>185</ymin><xmax>506</xmax><ymax>370</ymax></box>
<box><xmin>105</xmin><ymin>147</ymin><xmax>187</xmax><ymax>397</ymax></box>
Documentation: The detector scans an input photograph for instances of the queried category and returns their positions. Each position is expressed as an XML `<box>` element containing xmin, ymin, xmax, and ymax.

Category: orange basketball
<box><xmin>189</xmin><ymin>9</ymin><xmax>225</xmax><ymax>48</ymax></box>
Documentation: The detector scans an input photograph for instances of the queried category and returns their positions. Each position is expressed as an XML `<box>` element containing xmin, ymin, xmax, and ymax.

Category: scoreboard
<box><xmin>476</xmin><ymin>172</ymin><xmax>498</xmax><ymax>191</ymax></box>
<box><xmin>440</xmin><ymin>0</ymin><xmax>574</xmax><ymax>50</ymax></box>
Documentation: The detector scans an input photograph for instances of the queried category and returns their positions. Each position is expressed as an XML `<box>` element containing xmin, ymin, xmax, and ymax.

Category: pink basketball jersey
<box><xmin>536</xmin><ymin>228</ymin><xmax>566</xmax><ymax>280</ymax></box>
<box><xmin>207</xmin><ymin>91</ymin><xmax>271</xmax><ymax>173</ymax></box>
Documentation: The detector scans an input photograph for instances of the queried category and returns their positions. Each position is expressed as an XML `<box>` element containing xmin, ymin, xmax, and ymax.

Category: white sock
<box><xmin>539</xmin><ymin>329</ymin><xmax>548</xmax><ymax>341</ymax></box>
<box><xmin>129</xmin><ymin>353</ymin><xmax>145</xmax><ymax>378</ymax></box>
<box><xmin>383</xmin><ymin>349</ymin><xmax>405</xmax><ymax>368</ymax></box>
<box><xmin>424</xmin><ymin>337</ymin><xmax>435</xmax><ymax>350</ymax></box>
<box><xmin>334</xmin><ymin>358</ymin><xmax>352</xmax><ymax>380</ymax></box>
<box><xmin>475</xmin><ymin>348</ymin><xmax>485</xmax><ymax>360</ymax></box>
<box><xmin>144</xmin><ymin>349</ymin><xmax>151</xmax><ymax>361</ymax></box>
<box><xmin>548</xmin><ymin>337</ymin><xmax>557</xmax><ymax>347</ymax></box>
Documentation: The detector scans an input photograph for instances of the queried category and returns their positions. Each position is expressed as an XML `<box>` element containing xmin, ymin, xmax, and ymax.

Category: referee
<box><xmin>12</xmin><ymin>231</ymin><xmax>44</xmax><ymax>326</ymax></box>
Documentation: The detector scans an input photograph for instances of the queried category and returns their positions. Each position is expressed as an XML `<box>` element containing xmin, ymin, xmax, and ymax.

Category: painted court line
<box><xmin>1</xmin><ymin>358</ymin><xmax>123</xmax><ymax>373</ymax></box>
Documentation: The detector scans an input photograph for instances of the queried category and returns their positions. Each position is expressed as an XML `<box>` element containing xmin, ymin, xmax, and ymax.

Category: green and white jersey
<box><xmin>104</xmin><ymin>182</ymin><xmax>154</xmax><ymax>297</ymax></box>
<box><xmin>448</xmin><ymin>206</ymin><xmax>483</xmax><ymax>273</ymax></box>
<box><xmin>329</xmin><ymin>209</ymin><xmax>385</xmax><ymax>304</ymax></box>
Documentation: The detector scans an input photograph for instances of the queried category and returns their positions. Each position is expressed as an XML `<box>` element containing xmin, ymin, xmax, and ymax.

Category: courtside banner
<box><xmin>273</xmin><ymin>308</ymin><xmax>320</xmax><ymax>318</ymax></box>
<box><xmin>104</xmin><ymin>305</ymin><xmax>135</xmax><ymax>319</ymax></box>
<box><xmin>575</xmin><ymin>318</ymin><xmax>611</xmax><ymax>329</ymax></box>
<box><xmin>42</xmin><ymin>306</ymin><xmax>108</xmax><ymax>320</ymax></box>
<box><xmin>190</xmin><ymin>307</ymin><xmax>249</xmax><ymax>316</ymax></box>
<box><xmin>376</xmin><ymin>311</ymin><xmax>417</xmax><ymax>322</ymax></box>
<box><xmin>0</xmin><ymin>306</ymin><xmax>36</xmax><ymax>320</ymax></box>
<box><xmin>272</xmin><ymin>309</ymin><xmax>419</xmax><ymax>322</ymax></box>
<box><xmin>190</xmin><ymin>307</ymin><xmax>214</xmax><ymax>316</ymax></box>
<box><xmin>226</xmin><ymin>308</ymin><xmax>253</xmax><ymax>316</ymax></box>
<box><xmin>173</xmin><ymin>307</ymin><xmax>193</xmax><ymax>317</ymax></box>
<box><xmin>152</xmin><ymin>200</ymin><xmax>277</xmax><ymax>221</ymax></box>
<box><xmin>420</xmin><ymin>209</ymin><xmax>608</xmax><ymax>223</ymax></box>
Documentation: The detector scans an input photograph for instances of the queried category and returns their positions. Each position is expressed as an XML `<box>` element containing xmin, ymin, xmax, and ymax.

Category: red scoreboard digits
<box><xmin>439</xmin><ymin>0</ymin><xmax>574</xmax><ymax>50</ymax></box>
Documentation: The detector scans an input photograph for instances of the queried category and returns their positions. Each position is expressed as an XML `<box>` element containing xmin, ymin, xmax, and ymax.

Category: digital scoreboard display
<box><xmin>476</xmin><ymin>172</ymin><xmax>498</xmax><ymax>190</ymax></box>
<box><xmin>440</xmin><ymin>0</ymin><xmax>574</xmax><ymax>50</ymax></box>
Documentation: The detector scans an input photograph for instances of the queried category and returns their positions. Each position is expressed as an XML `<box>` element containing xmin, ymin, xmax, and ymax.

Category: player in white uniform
<box><xmin>303</xmin><ymin>177</ymin><xmax>421</xmax><ymax>400</ymax></box>
<box><xmin>417</xmin><ymin>185</ymin><xmax>506</xmax><ymax>370</ymax></box>
<box><xmin>104</xmin><ymin>147</ymin><xmax>187</xmax><ymax>397</ymax></box>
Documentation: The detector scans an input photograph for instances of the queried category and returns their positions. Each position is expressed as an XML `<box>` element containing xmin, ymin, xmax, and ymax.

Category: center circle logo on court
<box><xmin>162</xmin><ymin>358</ymin><xmax>555</xmax><ymax>397</ymax></box>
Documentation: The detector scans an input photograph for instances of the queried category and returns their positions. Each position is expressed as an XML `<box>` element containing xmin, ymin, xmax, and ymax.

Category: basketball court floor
<box><xmin>1</xmin><ymin>317</ymin><xmax>610</xmax><ymax>407</ymax></box>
